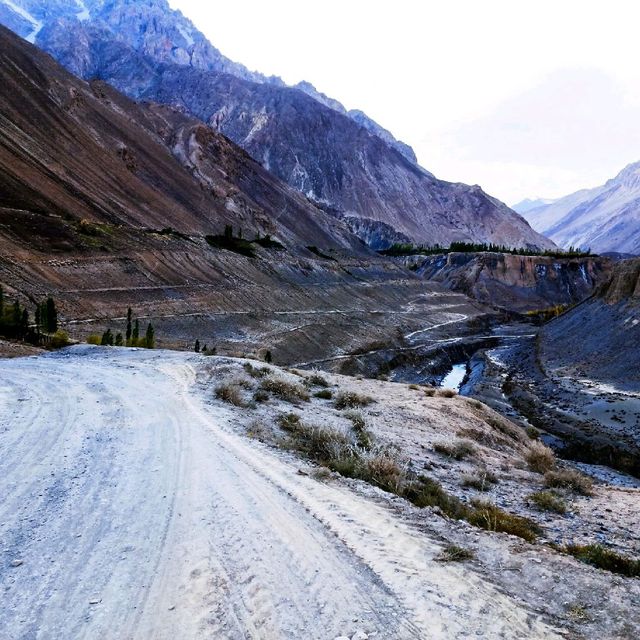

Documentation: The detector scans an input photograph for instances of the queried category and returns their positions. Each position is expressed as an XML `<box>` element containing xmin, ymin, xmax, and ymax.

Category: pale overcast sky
<box><xmin>168</xmin><ymin>0</ymin><xmax>640</xmax><ymax>204</ymax></box>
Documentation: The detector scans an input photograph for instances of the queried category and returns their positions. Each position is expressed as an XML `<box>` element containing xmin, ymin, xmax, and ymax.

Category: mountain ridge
<box><xmin>0</xmin><ymin>0</ymin><xmax>554</xmax><ymax>251</ymax></box>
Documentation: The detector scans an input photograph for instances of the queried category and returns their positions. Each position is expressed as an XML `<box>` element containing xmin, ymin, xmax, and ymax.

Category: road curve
<box><xmin>0</xmin><ymin>347</ymin><xmax>561</xmax><ymax>639</ymax></box>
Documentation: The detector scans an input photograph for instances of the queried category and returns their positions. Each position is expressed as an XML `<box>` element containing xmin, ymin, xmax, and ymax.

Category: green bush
<box><xmin>565</xmin><ymin>544</ymin><xmax>640</xmax><ymax>578</ymax></box>
<box><xmin>86</xmin><ymin>334</ymin><xmax>101</xmax><ymax>346</ymax></box>
<box><xmin>528</xmin><ymin>490</ymin><xmax>567</xmax><ymax>514</ymax></box>
<box><xmin>468</xmin><ymin>500</ymin><xmax>542</xmax><ymax>542</ymax></box>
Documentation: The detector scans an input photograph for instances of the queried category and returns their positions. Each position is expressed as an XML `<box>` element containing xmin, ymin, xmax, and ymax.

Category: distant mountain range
<box><xmin>512</xmin><ymin>198</ymin><xmax>557</xmax><ymax>215</ymax></box>
<box><xmin>0</xmin><ymin>0</ymin><xmax>552</xmax><ymax>251</ymax></box>
<box><xmin>517</xmin><ymin>164</ymin><xmax>640</xmax><ymax>255</ymax></box>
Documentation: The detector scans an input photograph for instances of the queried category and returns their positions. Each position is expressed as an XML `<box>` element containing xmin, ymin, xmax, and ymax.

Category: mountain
<box><xmin>0</xmin><ymin>0</ymin><xmax>553</xmax><ymax>251</ymax></box>
<box><xmin>0</xmin><ymin>25</ymin><xmax>493</xmax><ymax>365</ymax></box>
<box><xmin>520</xmin><ymin>163</ymin><xmax>640</xmax><ymax>255</ymax></box>
<box><xmin>511</xmin><ymin>198</ymin><xmax>556</xmax><ymax>215</ymax></box>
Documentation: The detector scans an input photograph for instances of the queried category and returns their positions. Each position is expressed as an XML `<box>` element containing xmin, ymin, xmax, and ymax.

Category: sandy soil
<box><xmin>0</xmin><ymin>347</ymin><xmax>637</xmax><ymax>639</ymax></box>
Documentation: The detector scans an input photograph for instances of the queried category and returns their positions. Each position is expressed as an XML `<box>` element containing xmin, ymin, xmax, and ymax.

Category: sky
<box><xmin>168</xmin><ymin>0</ymin><xmax>640</xmax><ymax>205</ymax></box>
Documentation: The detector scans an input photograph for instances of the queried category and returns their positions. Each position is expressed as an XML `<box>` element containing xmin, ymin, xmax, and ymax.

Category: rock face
<box><xmin>0</xmin><ymin>0</ymin><xmax>553</xmax><ymax>251</ymax></box>
<box><xmin>521</xmin><ymin>163</ymin><xmax>640</xmax><ymax>255</ymax></box>
<box><xmin>415</xmin><ymin>252</ymin><xmax>611</xmax><ymax>312</ymax></box>
<box><xmin>541</xmin><ymin>258</ymin><xmax>640</xmax><ymax>388</ymax></box>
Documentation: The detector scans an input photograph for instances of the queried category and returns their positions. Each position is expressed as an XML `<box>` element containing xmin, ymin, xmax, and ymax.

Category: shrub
<box><xmin>307</xmin><ymin>373</ymin><xmax>330</xmax><ymax>388</ymax></box>
<box><xmin>247</xmin><ymin>419</ymin><xmax>267</xmax><ymax>440</ymax></box>
<box><xmin>215</xmin><ymin>383</ymin><xmax>247</xmax><ymax>407</ymax></box>
<box><xmin>527</xmin><ymin>491</ymin><xmax>567</xmax><ymax>514</ymax></box>
<box><xmin>243</xmin><ymin>362</ymin><xmax>270</xmax><ymax>379</ymax></box>
<box><xmin>544</xmin><ymin>469</ymin><xmax>594</xmax><ymax>496</ymax></box>
<box><xmin>345</xmin><ymin>411</ymin><xmax>372</xmax><ymax>449</ymax></box>
<box><xmin>409</xmin><ymin>384</ymin><xmax>420</xmax><ymax>391</ymax></box>
<box><xmin>50</xmin><ymin>330</ymin><xmax>71</xmax><ymax>349</ymax></box>
<box><xmin>260</xmin><ymin>377</ymin><xmax>310</xmax><ymax>403</ymax></box>
<box><xmin>434</xmin><ymin>440</ymin><xmax>477</xmax><ymax>461</ymax></box>
<box><xmin>526</xmin><ymin>426</ymin><xmax>541</xmax><ymax>440</ymax></box>
<box><xmin>461</xmin><ymin>471</ymin><xmax>498</xmax><ymax>492</ymax></box>
<box><xmin>402</xmin><ymin>476</ymin><xmax>469</xmax><ymax>519</ymax></box>
<box><xmin>467</xmin><ymin>500</ymin><xmax>541</xmax><ymax>542</ymax></box>
<box><xmin>437</xmin><ymin>545</ymin><xmax>475</xmax><ymax>562</ymax></box>
<box><xmin>485</xmin><ymin>416</ymin><xmax>525</xmax><ymax>443</ymax></box>
<box><xmin>565</xmin><ymin>544</ymin><xmax>640</xmax><ymax>578</ymax></box>
<box><xmin>277</xmin><ymin>412</ymin><xmax>303</xmax><ymax>433</ymax></box>
<box><xmin>525</xmin><ymin>441</ymin><xmax>556</xmax><ymax>473</ymax></box>
<box><xmin>424</xmin><ymin>388</ymin><xmax>436</xmax><ymax>397</ymax></box>
<box><xmin>87</xmin><ymin>334</ymin><xmax>101</xmax><ymax>346</ymax></box>
<box><xmin>314</xmin><ymin>389</ymin><xmax>333</xmax><ymax>400</ymax></box>
<box><xmin>334</xmin><ymin>391</ymin><xmax>374</xmax><ymax>410</ymax></box>
<box><xmin>438</xmin><ymin>388</ymin><xmax>458</xmax><ymax>398</ymax></box>
<box><xmin>253</xmin><ymin>390</ymin><xmax>270</xmax><ymax>403</ymax></box>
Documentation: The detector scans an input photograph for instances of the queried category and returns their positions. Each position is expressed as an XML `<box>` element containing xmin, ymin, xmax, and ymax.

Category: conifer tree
<box><xmin>145</xmin><ymin>323</ymin><xmax>155</xmax><ymax>349</ymax></box>
<box><xmin>34</xmin><ymin>305</ymin><xmax>41</xmax><ymax>336</ymax></box>
<box><xmin>101</xmin><ymin>329</ymin><xmax>114</xmax><ymax>346</ymax></box>
<box><xmin>12</xmin><ymin>301</ymin><xmax>21</xmax><ymax>327</ymax></box>
<box><xmin>126</xmin><ymin>308</ymin><xmax>133</xmax><ymax>345</ymax></box>
<box><xmin>115</xmin><ymin>333</ymin><xmax>124</xmax><ymax>347</ymax></box>
<box><xmin>132</xmin><ymin>319</ymin><xmax>140</xmax><ymax>345</ymax></box>
<box><xmin>45</xmin><ymin>297</ymin><xmax>58</xmax><ymax>333</ymax></box>
<box><xmin>195</xmin><ymin>339</ymin><xmax>201</xmax><ymax>353</ymax></box>
<box><xmin>0</xmin><ymin>285</ymin><xmax>4</xmax><ymax>319</ymax></box>
<box><xmin>20</xmin><ymin>309</ymin><xmax>29</xmax><ymax>339</ymax></box>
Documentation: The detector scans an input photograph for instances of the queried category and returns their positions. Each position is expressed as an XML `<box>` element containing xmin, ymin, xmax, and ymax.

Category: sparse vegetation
<box><xmin>215</xmin><ymin>383</ymin><xmax>247</xmax><ymax>407</ymax></box>
<box><xmin>345</xmin><ymin>411</ymin><xmax>373</xmax><ymax>449</ymax></box>
<box><xmin>424</xmin><ymin>388</ymin><xmax>436</xmax><ymax>397</ymax></box>
<box><xmin>434</xmin><ymin>440</ymin><xmax>477</xmax><ymax>461</ymax></box>
<box><xmin>565</xmin><ymin>544</ymin><xmax>640</xmax><ymax>578</ymax></box>
<box><xmin>438</xmin><ymin>388</ymin><xmax>458</xmax><ymax>398</ymax></box>
<box><xmin>334</xmin><ymin>391</ymin><xmax>374</xmax><ymax>410</ymax></box>
<box><xmin>527</xmin><ymin>490</ymin><xmax>567</xmax><ymax>514</ymax></box>
<box><xmin>525</xmin><ymin>441</ymin><xmax>556</xmax><ymax>473</ymax></box>
<box><xmin>544</xmin><ymin>469</ymin><xmax>594</xmax><ymax>496</ymax></box>
<box><xmin>461</xmin><ymin>470</ymin><xmax>498</xmax><ymax>492</ymax></box>
<box><xmin>437</xmin><ymin>545</ymin><xmax>475</xmax><ymax>562</ymax></box>
<box><xmin>253</xmin><ymin>390</ymin><xmax>270</xmax><ymax>403</ymax></box>
<box><xmin>526</xmin><ymin>426</ymin><xmax>541</xmax><ymax>440</ymax></box>
<box><xmin>261</xmin><ymin>377</ymin><xmax>310</xmax><ymax>403</ymax></box>
<box><xmin>306</xmin><ymin>373</ymin><xmax>330</xmax><ymax>388</ymax></box>
<box><xmin>244</xmin><ymin>362</ymin><xmax>270</xmax><ymax>379</ymax></box>
<box><xmin>314</xmin><ymin>389</ymin><xmax>333</xmax><ymax>400</ymax></box>
<box><xmin>467</xmin><ymin>500</ymin><xmax>542</xmax><ymax>543</ymax></box>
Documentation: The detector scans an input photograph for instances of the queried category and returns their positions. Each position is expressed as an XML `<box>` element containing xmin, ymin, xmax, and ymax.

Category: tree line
<box><xmin>0</xmin><ymin>286</ymin><xmax>66</xmax><ymax>347</ymax></box>
<box><xmin>88</xmin><ymin>308</ymin><xmax>155</xmax><ymax>349</ymax></box>
<box><xmin>379</xmin><ymin>242</ymin><xmax>593</xmax><ymax>259</ymax></box>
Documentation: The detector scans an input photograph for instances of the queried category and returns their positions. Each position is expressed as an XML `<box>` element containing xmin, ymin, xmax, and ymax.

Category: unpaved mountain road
<box><xmin>0</xmin><ymin>347</ymin><xmax>561</xmax><ymax>640</ymax></box>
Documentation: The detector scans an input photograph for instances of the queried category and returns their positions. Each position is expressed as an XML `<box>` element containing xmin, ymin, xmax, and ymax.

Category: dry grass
<box><xmin>565</xmin><ymin>544</ymin><xmax>640</xmax><ymax>577</ymax></box>
<box><xmin>215</xmin><ymin>383</ymin><xmax>248</xmax><ymax>407</ymax></box>
<box><xmin>307</xmin><ymin>373</ymin><xmax>330</xmax><ymax>388</ymax></box>
<box><xmin>527</xmin><ymin>490</ymin><xmax>567</xmax><ymax>514</ymax></box>
<box><xmin>544</xmin><ymin>469</ymin><xmax>594</xmax><ymax>496</ymax></box>
<box><xmin>261</xmin><ymin>377</ymin><xmax>310</xmax><ymax>403</ymax></box>
<box><xmin>438</xmin><ymin>388</ymin><xmax>458</xmax><ymax>398</ymax></box>
<box><xmin>334</xmin><ymin>391</ymin><xmax>374</xmax><ymax>410</ymax></box>
<box><xmin>424</xmin><ymin>388</ymin><xmax>436</xmax><ymax>397</ymax></box>
<box><xmin>525</xmin><ymin>441</ymin><xmax>556</xmax><ymax>473</ymax></box>
<box><xmin>243</xmin><ymin>362</ymin><xmax>271</xmax><ymax>379</ymax></box>
<box><xmin>461</xmin><ymin>470</ymin><xmax>498</xmax><ymax>492</ymax></box>
<box><xmin>314</xmin><ymin>389</ymin><xmax>333</xmax><ymax>400</ymax></box>
<box><xmin>434</xmin><ymin>439</ymin><xmax>477</xmax><ymax>461</ymax></box>
<box><xmin>467</xmin><ymin>500</ymin><xmax>542</xmax><ymax>542</ymax></box>
<box><xmin>436</xmin><ymin>545</ymin><xmax>475</xmax><ymax>562</ymax></box>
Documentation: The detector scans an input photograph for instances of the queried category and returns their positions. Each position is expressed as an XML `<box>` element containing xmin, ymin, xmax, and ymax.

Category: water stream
<box><xmin>440</xmin><ymin>363</ymin><xmax>467</xmax><ymax>390</ymax></box>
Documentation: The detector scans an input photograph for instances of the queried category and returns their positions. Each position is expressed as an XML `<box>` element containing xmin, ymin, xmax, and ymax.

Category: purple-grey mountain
<box><xmin>0</xmin><ymin>0</ymin><xmax>554</xmax><ymax>251</ymax></box>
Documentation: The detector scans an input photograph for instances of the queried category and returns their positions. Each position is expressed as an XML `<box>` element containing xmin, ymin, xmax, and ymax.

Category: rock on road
<box><xmin>0</xmin><ymin>347</ymin><xmax>561</xmax><ymax>639</ymax></box>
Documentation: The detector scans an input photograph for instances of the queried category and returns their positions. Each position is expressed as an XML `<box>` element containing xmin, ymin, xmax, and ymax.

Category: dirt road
<box><xmin>0</xmin><ymin>347</ymin><xmax>560</xmax><ymax>639</ymax></box>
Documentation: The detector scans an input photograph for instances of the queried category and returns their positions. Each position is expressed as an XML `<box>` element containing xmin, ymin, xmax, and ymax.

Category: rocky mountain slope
<box><xmin>0</xmin><ymin>0</ymin><xmax>553</xmax><ymax>251</ymax></box>
<box><xmin>541</xmin><ymin>257</ymin><xmax>640</xmax><ymax>388</ymax></box>
<box><xmin>0</xmin><ymin>26</ymin><xmax>491</xmax><ymax>363</ymax></box>
<box><xmin>412</xmin><ymin>252</ymin><xmax>611</xmax><ymax>313</ymax></box>
<box><xmin>521</xmin><ymin>163</ymin><xmax>640</xmax><ymax>255</ymax></box>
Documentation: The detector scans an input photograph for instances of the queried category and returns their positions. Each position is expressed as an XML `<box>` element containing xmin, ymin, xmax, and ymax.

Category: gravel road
<box><xmin>0</xmin><ymin>347</ymin><xmax>560</xmax><ymax>639</ymax></box>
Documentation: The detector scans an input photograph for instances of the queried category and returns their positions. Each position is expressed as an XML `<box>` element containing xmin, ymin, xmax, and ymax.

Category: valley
<box><xmin>0</xmin><ymin>2</ymin><xmax>638</xmax><ymax>639</ymax></box>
